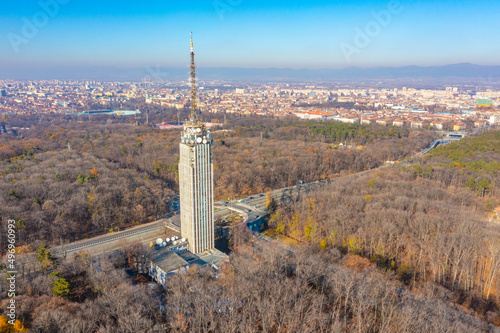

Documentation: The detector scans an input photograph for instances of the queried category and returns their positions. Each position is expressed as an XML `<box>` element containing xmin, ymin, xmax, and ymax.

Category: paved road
<box><xmin>53</xmin><ymin>208</ymin><xmax>234</xmax><ymax>259</ymax></box>
<box><xmin>53</xmin><ymin>134</ymin><xmax>450</xmax><ymax>260</ymax></box>
<box><xmin>52</xmin><ymin>180</ymin><xmax>328</xmax><ymax>259</ymax></box>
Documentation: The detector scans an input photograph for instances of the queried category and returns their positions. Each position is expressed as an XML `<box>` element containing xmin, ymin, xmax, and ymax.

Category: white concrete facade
<box><xmin>179</xmin><ymin>124</ymin><xmax>214</xmax><ymax>254</ymax></box>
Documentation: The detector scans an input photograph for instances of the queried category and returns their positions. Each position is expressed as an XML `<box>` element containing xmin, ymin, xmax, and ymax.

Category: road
<box><xmin>53</xmin><ymin>131</ymin><xmax>460</xmax><ymax>260</ymax></box>
<box><xmin>52</xmin><ymin>180</ymin><xmax>327</xmax><ymax>259</ymax></box>
<box><xmin>414</xmin><ymin>137</ymin><xmax>461</xmax><ymax>157</ymax></box>
<box><xmin>54</xmin><ymin>208</ymin><xmax>234</xmax><ymax>259</ymax></box>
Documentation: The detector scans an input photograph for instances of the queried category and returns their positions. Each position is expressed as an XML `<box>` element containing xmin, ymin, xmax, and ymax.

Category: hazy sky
<box><xmin>1</xmin><ymin>0</ymin><xmax>499</xmax><ymax>70</ymax></box>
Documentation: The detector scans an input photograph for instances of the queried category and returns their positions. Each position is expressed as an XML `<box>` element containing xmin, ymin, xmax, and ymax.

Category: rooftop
<box><xmin>150</xmin><ymin>245</ymin><xmax>229</xmax><ymax>274</ymax></box>
<box><xmin>150</xmin><ymin>248</ymin><xmax>189</xmax><ymax>273</ymax></box>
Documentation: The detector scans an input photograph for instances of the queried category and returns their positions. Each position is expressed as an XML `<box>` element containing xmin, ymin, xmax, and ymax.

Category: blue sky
<box><xmin>0</xmin><ymin>0</ymin><xmax>499</xmax><ymax>70</ymax></box>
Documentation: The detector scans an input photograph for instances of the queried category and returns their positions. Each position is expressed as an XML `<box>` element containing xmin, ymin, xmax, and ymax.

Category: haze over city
<box><xmin>1</xmin><ymin>1</ymin><xmax>500</xmax><ymax>332</ymax></box>
<box><xmin>1</xmin><ymin>0</ymin><xmax>499</xmax><ymax>78</ymax></box>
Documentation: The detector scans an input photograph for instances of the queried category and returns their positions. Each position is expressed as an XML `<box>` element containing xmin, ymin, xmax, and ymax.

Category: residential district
<box><xmin>0</xmin><ymin>79</ymin><xmax>499</xmax><ymax>132</ymax></box>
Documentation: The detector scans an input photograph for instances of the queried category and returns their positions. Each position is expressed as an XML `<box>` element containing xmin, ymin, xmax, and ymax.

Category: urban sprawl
<box><xmin>0</xmin><ymin>80</ymin><xmax>498</xmax><ymax>132</ymax></box>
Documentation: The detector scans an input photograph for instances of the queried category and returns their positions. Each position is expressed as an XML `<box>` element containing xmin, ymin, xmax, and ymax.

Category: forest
<box><xmin>420</xmin><ymin>131</ymin><xmax>500</xmax><ymax>200</ymax></box>
<box><xmin>0</xmin><ymin>238</ymin><xmax>494</xmax><ymax>332</ymax></box>
<box><xmin>266</xmin><ymin>131</ymin><xmax>500</xmax><ymax>327</ymax></box>
<box><xmin>4</xmin><ymin>112</ymin><xmax>495</xmax><ymax>331</ymax></box>
<box><xmin>0</xmin><ymin>114</ymin><xmax>434</xmax><ymax>250</ymax></box>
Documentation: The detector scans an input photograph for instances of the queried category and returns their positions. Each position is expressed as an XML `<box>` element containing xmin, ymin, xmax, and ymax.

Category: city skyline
<box><xmin>1</xmin><ymin>0</ymin><xmax>499</xmax><ymax>73</ymax></box>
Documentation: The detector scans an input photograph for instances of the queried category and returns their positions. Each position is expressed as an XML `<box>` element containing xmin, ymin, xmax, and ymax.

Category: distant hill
<box><xmin>2</xmin><ymin>63</ymin><xmax>500</xmax><ymax>82</ymax></box>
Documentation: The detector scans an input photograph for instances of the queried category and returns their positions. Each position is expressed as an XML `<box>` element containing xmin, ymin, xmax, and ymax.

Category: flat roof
<box><xmin>150</xmin><ymin>248</ymin><xmax>189</xmax><ymax>273</ymax></box>
<box><xmin>197</xmin><ymin>248</ymin><xmax>229</xmax><ymax>267</ymax></box>
<box><xmin>150</xmin><ymin>247</ymin><xmax>229</xmax><ymax>274</ymax></box>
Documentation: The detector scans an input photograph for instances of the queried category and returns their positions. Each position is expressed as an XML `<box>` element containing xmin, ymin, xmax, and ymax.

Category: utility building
<box><xmin>179</xmin><ymin>32</ymin><xmax>215</xmax><ymax>254</ymax></box>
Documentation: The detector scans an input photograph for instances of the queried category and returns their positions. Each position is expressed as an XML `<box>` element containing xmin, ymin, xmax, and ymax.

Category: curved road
<box><xmin>54</xmin><ymin>133</ymin><xmax>460</xmax><ymax>259</ymax></box>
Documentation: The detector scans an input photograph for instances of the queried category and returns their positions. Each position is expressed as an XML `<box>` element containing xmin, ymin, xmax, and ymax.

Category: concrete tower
<box><xmin>179</xmin><ymin>32</ymin><xmax>214</xmax><ymax>254</ymax></box>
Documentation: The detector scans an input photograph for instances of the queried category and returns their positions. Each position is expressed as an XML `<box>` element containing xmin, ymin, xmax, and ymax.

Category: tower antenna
<box><xmin>189</xmin><ymin>32</ymin><xmax>199</xmax><ymax>123</ymax></box>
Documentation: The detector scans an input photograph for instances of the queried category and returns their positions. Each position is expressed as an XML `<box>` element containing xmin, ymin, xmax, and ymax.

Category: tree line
<box><xmin>0</xmin><ymin>240</ymin><xmax>494</xmax><ymax>332</ymax></box>
<box><xmin>0</xmin><ymin>116</ymin><xmax>433</xmax><ymax>250</ymax></box>
<box><xmin>267</xmin><ymin>166</ymin><xmax>500</xmax><ymax>326</ymax></box>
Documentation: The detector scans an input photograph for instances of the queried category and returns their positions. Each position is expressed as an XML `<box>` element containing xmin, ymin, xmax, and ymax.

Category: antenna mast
<box><xmin>189</xmin><ymin>32</ymin><xmax>199</xmax><ymax>123</ymax></box>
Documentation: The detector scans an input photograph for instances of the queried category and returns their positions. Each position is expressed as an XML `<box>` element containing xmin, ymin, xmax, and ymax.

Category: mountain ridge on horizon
<box><xmin>2</xmin><ymin>63</ymin><xmax>500</xmax><ymax>83</ymax></box>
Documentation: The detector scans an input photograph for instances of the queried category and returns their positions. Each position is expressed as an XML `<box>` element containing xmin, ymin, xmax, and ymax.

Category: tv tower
<box><xmin>189</xmin><ymin>32</ymin><xmax>199</xmax><ymax>124</ymax></box>
<box><xmin>179</xmin><ymin>32</ymin><xmax>214</xmax><ymax>254</ymax></box>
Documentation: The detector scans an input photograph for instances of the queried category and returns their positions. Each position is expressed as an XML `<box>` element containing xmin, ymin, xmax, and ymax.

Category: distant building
<box><xmin>360</xmin><ymin>118</ymin><xmax>374</xmax><ymax>125</ymax></box>
<box><xmin>474</xmin><ymin>119</ymin><xmax>487</xmax><ymax>128</ymax></box>
<box><xmin>461</xmin><ymin>110</ymin><xmax>477</xmax><ymax>116</ymax></box>
<box><xmin>411</xmin><ymin>121</ymin><xmax>424</xmax><ymax>129</ymax></box>
<box><xmin>453</xmin><ymin>123</ymin><xmax>467</xmax><ymax>131</ymax></box>
<box><xmin>74</xmin><ymin>110</ymin><xmax>140</xmax><ymax>116</ymax></box>
<box><xmin>235</xmin><ymin>88</ymin><xmax>246</xmax><ymax>95</ymax></box>
<box><xmin>0</xmin><ymin>90</ymin><xmax>6</xmax><ymax>97</ymax></box>
<box><xmin>156</xmin><ymin>122</ymin><xmax>185</xmax><ymax>130</ymax></box>
<box><xmin>392</xmin><ymin>119</ymin><xmax>405</xmax><ymax>127</ymax></box>
<box><xmin>337</xmin><ymin>97</ymin><xmax>354</xmax><ymax>103</ymax></box>
<box><xmin>489</xmin><ymin>115</ymin><xmax>500</xmax><ymax>125</ymax></box>
<box><xmin>294</xmin><ymin>111</ymin><xmax>336</xmax><ymax>121</ymax></box>
<box><xmin>336</xmin><ymin>117</ymin><xmax>359</xmax><ymax>124</ymax></box>
<box><xmin>430</xmin><ymin>122</ymin><xmax>445</xmax><ymax>130</ymax></box>
<box><xmin>408</xmin><ymin>107</ymin><xmax>428</xmax><ymax>113</ymax></box>
<box><xmin>376</xmin><ymin>119</ymin><xmax>391</xmax><ymax>126</ymax></box>
<box><xmin>477</xmin><ymin>98</ymin><xmax>492</xmax><ymax>107</ymax></box>
<box><xmin>59</xmin><ymin>108</ymin><xmax>77</xmax><ymax>114</ymax></box>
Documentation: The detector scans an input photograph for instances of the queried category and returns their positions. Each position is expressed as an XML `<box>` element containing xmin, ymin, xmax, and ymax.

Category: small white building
<box><xmin>489</xmin><ymin>115</ymin><xmax>500</xmax><ymax>124</ymax></box>
<box><xmin>475</xmin><ymin>119</ymin><xmax>488</xmax><ymax>128</ymax></box>
<box><xmin>430</xmin><ymin>122</ymin><xmax>445</xmax><ymax>130</ymax></box>
<box><xmin>411</xmin><ymin>121</ymin><xmax>424</xmax><ymax>129</ymax></box>
<box><xmin>393</xmin><ymin>120</ymin><xmax>405</xmax><ymax>127</ymax></box>
<box><xmin>335</xmin><ymin>117</ymin><xmax>360</xmax><ymax>124</ymax></box>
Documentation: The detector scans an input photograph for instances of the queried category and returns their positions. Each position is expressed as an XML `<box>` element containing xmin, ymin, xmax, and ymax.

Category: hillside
<box><xmin>265</xmin><ymin>131</ymin><xmax>500</xmax><ymax>327</ymax></box>
<box><xmin>0</xmin><ymin>116</ymin><xmax>434</xmax><ymax>250</ymax></box>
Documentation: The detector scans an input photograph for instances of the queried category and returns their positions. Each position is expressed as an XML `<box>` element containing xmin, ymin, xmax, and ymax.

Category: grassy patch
<box><xmin>263</xmin><ymin>229</ymin><xmax>300</xmax><ymax>246</ymax></box>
